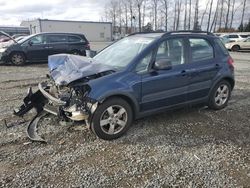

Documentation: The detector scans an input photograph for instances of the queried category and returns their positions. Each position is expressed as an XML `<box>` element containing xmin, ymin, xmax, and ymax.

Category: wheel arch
<box><xmin>208</xmin><ymin>76</ymin><xmax>235</xmax><ymax>101</ymax></box>
<box><xmin>223</xmin><ymin>77</ymin><xmax>235</xmax><ymax>89</ymax></box>
<box><xmin>10</xmin><ymin>51</ymin><xmax>27</xmax><ymax>60</ymax></box>
<box><xmin>100</xmin><ymin>94</ymin><xmax>139</xmax><ymax>120</ymax></box>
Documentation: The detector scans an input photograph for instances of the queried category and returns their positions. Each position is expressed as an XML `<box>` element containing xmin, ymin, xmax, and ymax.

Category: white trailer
<box><xmin>21</xmin><ymin>19</ymin><xmax>112</xmax><ymax>42</ymax></box>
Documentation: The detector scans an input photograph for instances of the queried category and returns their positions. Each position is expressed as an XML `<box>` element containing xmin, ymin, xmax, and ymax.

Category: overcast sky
<box><xmin>0</xmin><ymin>0</ymin><xmax>104</xmax><ymax>26</ymax></box>
<box><xmin>0</xmin><ymin>0</ymin><xmax>249</xmax><ymax>28</ymax></box>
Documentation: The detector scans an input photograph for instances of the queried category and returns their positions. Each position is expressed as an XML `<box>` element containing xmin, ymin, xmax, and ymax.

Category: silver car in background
<box><xmin>225</xmin><ymin>37</ymin><xmax>250</xmax><ymax>51</ymax></box>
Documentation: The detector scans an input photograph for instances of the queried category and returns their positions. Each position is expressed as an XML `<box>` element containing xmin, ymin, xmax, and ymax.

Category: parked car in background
<box><xmin>225</xmin><ymin>37</ymin><xmax>250</xmax><ymax>51</ymax></box>
<box><xmin>12</xmin><ymin>34</ymin><xmax>29</xmax><ymax>39</ymax></box>
<box><xmin>221</xmin><ymin>34</ymin><xmax>249</xmax><ymax>42</ymax></box>
<box><xmin>0</xmin><ymin>32</ymin><xmax>90</xmax><ymax>65</ymax></box>
<box><xmin>14</xmin><ymin>31</ymin><xmax>235</xmax><ymax>141</ymax></box>
<box><xmin>220</xmin><ymin>36</ymin><xmax>230</xmax><ymax>44</ymax></box>
<box><xmin>0</xmin><ymin>35</ymin><xmax>11</xmax><ymax>43</ymax></box>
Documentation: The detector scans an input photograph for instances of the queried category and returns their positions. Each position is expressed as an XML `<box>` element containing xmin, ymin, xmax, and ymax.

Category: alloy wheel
<box><xmin>214</xmin><ymin>84</ymin><xmax>229</xmax><ymax>106</ymax></box>
<box><xmin>99</xmin><ymin>105</ymin><xmax>128</xmax><ymax>135</ymax></box>
<box><xmin>12</xmin><ymin>54</ymin><xmax>24</xmax><ymax>65</ymax></box>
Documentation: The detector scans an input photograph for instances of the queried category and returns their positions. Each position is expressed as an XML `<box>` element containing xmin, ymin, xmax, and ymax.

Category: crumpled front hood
<box><xmin>48</xmin><ymin>54</ymin><xmax>115</xmax><ymax>86</ymax></box>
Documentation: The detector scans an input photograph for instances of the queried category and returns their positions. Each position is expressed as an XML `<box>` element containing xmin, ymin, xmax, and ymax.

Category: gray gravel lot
<box><xmin>0</xmin><ymin>52</ymin><xmax>249</xmax><ymax>187</ymax></box>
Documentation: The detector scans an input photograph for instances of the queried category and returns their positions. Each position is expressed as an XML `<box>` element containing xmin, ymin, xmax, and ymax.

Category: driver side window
<box><xmin>156</xmin><ymin>38</ymin><xmax>185</xmax><ymax>66</ymax></box>
<box><xmin>29</xmin><ymin>35</ymin><xmax>46</xmax><ymax>45</ymax></box>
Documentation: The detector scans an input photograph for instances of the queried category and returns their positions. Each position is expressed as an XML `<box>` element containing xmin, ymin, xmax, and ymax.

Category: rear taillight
<box><xmin>227</xmin><ymin>56</ymin><xmax>234</xmax><ymax>70</ymax></box>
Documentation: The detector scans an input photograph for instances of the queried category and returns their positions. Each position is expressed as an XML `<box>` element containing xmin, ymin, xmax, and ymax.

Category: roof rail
<box><xmin>162</xmin><ymin>30</ymin><xmax>215</xmax><ymax>37</ymax></box>
<box><xmin>128</xmin><ymin>31</ymin><xmax>164</xmax><ymax>36</ymax></box>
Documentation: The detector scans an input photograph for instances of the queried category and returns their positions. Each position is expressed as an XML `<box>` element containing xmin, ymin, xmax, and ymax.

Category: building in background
<box><xmin>0</xmin><ymin>26</ymin><xmax>30</xmax><ymax>36</ymax></box>
<box><xmin>21</xmin><ymin>19</ymin><xmax>112</xmax><ymax>42</ymax></box>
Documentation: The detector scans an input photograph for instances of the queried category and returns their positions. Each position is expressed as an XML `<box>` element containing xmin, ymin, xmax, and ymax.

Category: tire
<box><xmin>10</xmin><ymin>52</ymin><xmax>26</xmax><ymax>65</ymax></box>
<box><xmin>231</xmin><ymin>45</ymin><xmax>240</xmax><ymax>52</ymax></box>
<box><xmin>208</xmin><ymin>80</ymin><xmax>232</xmax><ymax>110</ymax></box>
<box><xmin>71</xmin><ymin>50</ymin><xmax>82</xmax><ymax>55</ymax></box>
<box><xmin>91</xmin><ymin>97</ymin><xmax>133</xmax><ymax>140</ymax></box>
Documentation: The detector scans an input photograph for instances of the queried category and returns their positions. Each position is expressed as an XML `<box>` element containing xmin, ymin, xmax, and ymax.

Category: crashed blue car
<box><xmin>14</xmin><ymin>31</ymin><xmax>235</xmax><ymax>141</ymax></box>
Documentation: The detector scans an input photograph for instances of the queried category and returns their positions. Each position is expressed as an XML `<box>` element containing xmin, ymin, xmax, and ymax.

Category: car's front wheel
<box><xmin>208</xmin><ymin>80</ymin><xmax>232</xmax><ymax>110</ymax></box>
<box><xmin>91</xmin><ymin>97</ymin><xmax>133</xmax><ymax>140</ymax></box>
<box><xmin>10</xmin><ymin>52</ymin><xmax>26</xmax><ymax>65</ymax></box>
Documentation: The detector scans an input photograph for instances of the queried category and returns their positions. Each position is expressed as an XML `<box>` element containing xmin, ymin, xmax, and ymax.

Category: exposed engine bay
<box><xmin>10</xmin><ymin>54</ymin><xmax>115</xmax><ymax>142</ymax></box>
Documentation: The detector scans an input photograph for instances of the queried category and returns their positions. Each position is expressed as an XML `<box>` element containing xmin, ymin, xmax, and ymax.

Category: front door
<box><xmin>140</xmin><ymin>37</ymin><xmax>189</xmax><ymax>112</ymax></box>
<box><xmin>24</xmin><ymin>34</ymin><xmax>48</xmax><ymax>61</ymax></box>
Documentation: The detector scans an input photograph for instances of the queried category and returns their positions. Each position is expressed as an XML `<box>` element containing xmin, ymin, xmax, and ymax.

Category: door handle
<box><xmin>215</xmin><ymin>64</ymin><xmax>220</xmax><ymax>69</ymax></box>
<box><xmin>44</xmin><ymin>46</ymin><xmax>53</xmax><ymax>49</ymax></box>
<box><xmin>181</xmin><ymin>70</ymin><xmax>187</xmax><ymax>76</ymax></box>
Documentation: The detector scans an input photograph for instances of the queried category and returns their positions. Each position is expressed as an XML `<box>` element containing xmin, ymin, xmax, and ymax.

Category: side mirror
<box><xmin>153</xmin><ymin>58</ymin><xmax>172</xmax><ymax>70</ymax></box>
<box><xmin>28</xmin><ymin>40</ymin><xmax>33</xmax><ymax>46</ymax></box>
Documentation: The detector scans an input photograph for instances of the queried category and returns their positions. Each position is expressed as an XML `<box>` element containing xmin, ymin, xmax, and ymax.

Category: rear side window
<box><xmin>69</xmin><ymin>35</ymin><xmax>85</xmax><ymax>43</ymax></box>
<box><xmin>189</xmin><ymin>38</ymin><xmax>214</xmax><ymax>62</ymax></box>
<box><xmin>29</xmin><ymin>35</ymin><xmax>46</xmax><ymax>45</ymax></box>
<box><xmin>47</xmin><ymin>35</ymin><xmax>68</xmax><ymax>43</ymax></box>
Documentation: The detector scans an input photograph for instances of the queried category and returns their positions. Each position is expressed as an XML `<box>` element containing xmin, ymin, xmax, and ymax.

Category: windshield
<box><xmin>93</xmin><ymin>36</ymin><xmax>154</xmax><ymax>69</ymax></box>
<box><xmin>17</xmin><ymin>34</ymin><xmax>35</xmax><ymax>44</ymax></box>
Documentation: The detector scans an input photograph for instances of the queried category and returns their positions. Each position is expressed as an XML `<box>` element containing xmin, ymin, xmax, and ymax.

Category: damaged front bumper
<box><xmin>38</xmin><ymin>82</ymin><xmax>67</xmax><ymax>106</ymax></box>
<box><xmin>13</xmin><ymin>81</ymin><xmax>97</xmax><ymax>142</ymax></box>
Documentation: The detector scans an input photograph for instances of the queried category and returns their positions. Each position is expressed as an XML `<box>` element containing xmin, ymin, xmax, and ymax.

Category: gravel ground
<box><xmin>0</xmin><ymin>52</ymin><xmax>249</xmax><ymax>187</ymax></box>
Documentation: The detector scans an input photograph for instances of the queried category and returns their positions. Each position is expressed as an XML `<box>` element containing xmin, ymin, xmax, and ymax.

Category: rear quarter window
<box><xmin>215</xmin><ymin>38</ymin><xmax>229</xmax><ymax>55</ymax></box>
<box><xmin>69</xmin><ymin>35</ymin><xmax>85</xmax><ymax>43</ymax></box>
<box><xmin>189</xmin><ymin>38</ymin><xmax>214</xmax><ymax>62</ymax></box>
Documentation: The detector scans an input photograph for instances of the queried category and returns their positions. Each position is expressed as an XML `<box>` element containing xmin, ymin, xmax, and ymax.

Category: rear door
<box><xmin>186</xmin><ymin>37</ymin><xmax>220</xmax><ymax>101</ymax></box>
<box><xmin>46</xmin><ymin>34</ymin><xmax>69</xmax><ymax>56</ymax></box>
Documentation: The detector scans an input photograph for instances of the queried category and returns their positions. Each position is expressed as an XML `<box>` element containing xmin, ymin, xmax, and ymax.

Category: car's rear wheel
<box><xmin>10</xmin><ymin>52</ymin><xmax>26</xmax><ymax>65</ymax></box>
<box><xmin>91</xmin><ymin>97</ymin><xmax>133</xmax><ymax>140</ymax></box>
<box><xmin>71</xmin><ymin>50</ymin><xmax>82</xmax><ymax>55</ymax></box>
<box><xmin>208</xmin><ymin>80</ymin><xmax>231</xmax><ymax>110</ymax></box>
<box><xmin>231</xmin><ymin>45</ymin><xmax>240</xmax><ymax>52</ymax></box>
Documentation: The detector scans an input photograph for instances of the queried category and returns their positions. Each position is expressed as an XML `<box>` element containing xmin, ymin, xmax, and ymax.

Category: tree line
<box><xmin>102</xmin><ymin>0</ymin><xmax>249</xmax><ymax>35</ymax></box>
